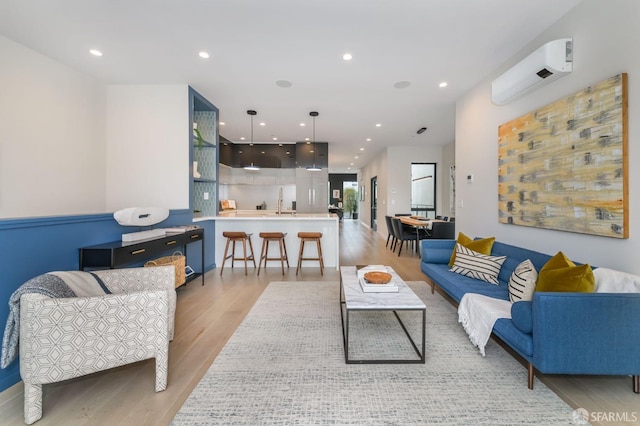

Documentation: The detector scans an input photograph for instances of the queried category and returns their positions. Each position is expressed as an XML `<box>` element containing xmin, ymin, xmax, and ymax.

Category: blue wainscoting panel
<box><xmin>0</xmin><ymin>209</ymin><xmax>212</xmax><ymax>392</ymax></box>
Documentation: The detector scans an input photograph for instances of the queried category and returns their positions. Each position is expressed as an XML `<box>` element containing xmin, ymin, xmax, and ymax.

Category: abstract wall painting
<box><xmin>498</xmin><ymin>73</ymin><xmax>628</xmax><ymax>238</ymax></box>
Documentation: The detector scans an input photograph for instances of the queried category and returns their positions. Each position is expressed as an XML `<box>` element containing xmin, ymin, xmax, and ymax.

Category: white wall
<box><xmin>455</xmin><ymin>0</ymin><xmax>640</xmax><ymax>273</ymax></box>
<box><xmin>105</xmin><ymin>85</ymin><xmax>189</xmax><ymax>211</ymax></box>
<box><xmin>441</xmin><ymin>141</ymin><xmax>455</xmax><ymax>218</ymax></box>
<box><xmin>0</xmin><ymin>35</ymin><xmax>106</xmax><ymax>218</ymax></box>
<box><xmin>359</xmin><ymin>148</ymin><xmax>388</xmax><ymax>231</ymax></box>
<box><xmin>360</xmin><ymin>144</ymin><xmax>443</xmax><ymax>238</ymax></box>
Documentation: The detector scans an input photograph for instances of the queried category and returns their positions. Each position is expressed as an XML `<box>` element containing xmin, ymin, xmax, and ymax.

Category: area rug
<box><xmin>172</xmin><ymin>281</ymin><xmax>578</xmax><ymax>425</ymax></box>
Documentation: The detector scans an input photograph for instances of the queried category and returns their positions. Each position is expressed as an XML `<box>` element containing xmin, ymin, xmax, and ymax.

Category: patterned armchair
<box><xmin>19</xmin><ymin>266</ymin><xmax>176</xmax><ymax>424</ymax></box>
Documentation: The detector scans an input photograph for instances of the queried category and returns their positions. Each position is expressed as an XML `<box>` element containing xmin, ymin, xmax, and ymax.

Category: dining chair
<box><xmin>384</xmin><ymin>215</ymin><xmax>396</xmax><ymax>248</ymax></box>
<box><xmin>429</xmin><ymin>221</ymin><xmax>456</xmax><ymax>239</ymax></box>
<box><xmin>391</xmin><ymin>217</ymin><xmax>419</xmax><ymax>256</ymax></box>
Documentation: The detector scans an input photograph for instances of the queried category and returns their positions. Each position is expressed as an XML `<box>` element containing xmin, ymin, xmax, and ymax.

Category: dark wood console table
<box><xmin>79</xmin><ymin>227</ymin><xmax>205</xmax><ymax>287</ymax></box>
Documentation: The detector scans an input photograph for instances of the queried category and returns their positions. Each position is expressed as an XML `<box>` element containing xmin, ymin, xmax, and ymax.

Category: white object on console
<box><xmin>114</xmin><ymin>207</ymin><xmax>170</xmax><ymax>227</ymax></box>
<box><xmin>122</xmin><ymin>229</ymin><xmax>166</xmax><ymax>242</ymax></box>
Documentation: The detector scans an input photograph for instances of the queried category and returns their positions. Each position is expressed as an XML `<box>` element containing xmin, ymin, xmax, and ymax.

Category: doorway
<box><xmin>411</xmin><ymin>163</ymin><xmax>436</xmax><ymax>218</ymax></box>
<box><xmin>370</xmin><ymin>176</ymin><xmax>378</xmax><ymax>231</ymax></box>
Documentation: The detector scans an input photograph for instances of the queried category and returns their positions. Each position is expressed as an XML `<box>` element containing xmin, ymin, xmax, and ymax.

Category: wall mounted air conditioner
<box><xmin>491</xmin><ymin>38</ymin><xmax>573</xmax><ymax>105</ymax></box>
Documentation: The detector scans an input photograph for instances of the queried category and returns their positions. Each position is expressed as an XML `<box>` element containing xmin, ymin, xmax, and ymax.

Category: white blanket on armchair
<box><xmin>458</xmin><ymin>293</ymin><xmax>512</xmax><ymax>356</ymax></box>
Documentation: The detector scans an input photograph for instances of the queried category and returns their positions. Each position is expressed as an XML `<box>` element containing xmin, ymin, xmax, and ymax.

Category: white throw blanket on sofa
<box><xmin>458</xmin><ymin>293</ymin><xmax>512</xmax><ymax>356</ymax></box>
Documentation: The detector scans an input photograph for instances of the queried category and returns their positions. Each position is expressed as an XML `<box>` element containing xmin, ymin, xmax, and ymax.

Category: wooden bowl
<box><xmin>364</xmin><ymin>271</ymin><xmax>392</xmax><ymax>284</ymax></box>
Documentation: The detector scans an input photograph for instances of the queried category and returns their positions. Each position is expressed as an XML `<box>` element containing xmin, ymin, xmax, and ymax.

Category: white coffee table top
<box><xmin>340</xmin><ymin>266</ymin><xmax>426</xmax><ymax>310</ymax></box>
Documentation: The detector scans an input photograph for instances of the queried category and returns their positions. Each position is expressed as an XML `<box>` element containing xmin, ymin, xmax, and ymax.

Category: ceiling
<box><xmin>0</xmin><ymin>0</ymin><xmax>582</xmax><ymax>173</ymax></box>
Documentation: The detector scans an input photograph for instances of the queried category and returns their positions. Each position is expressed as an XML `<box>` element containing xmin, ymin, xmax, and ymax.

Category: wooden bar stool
<box><xmin>296</xmin><ymin>232</ymin><xmax>324</xmax><ymax>275</ymax></box>
<box><xmin>257</xmin><ymin>232</ymin><xmax>289</xmax><ymax>275</ymax></box>
<box><xmin>220</xmin><ymin>231</ymin><xmax>256</xmax><ymax>275</ymax></box>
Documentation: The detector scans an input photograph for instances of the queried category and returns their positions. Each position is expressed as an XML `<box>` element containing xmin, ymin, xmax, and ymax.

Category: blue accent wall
<box><xmin>0</xmin><ymin>210</ymin><xmax>215</xmax><ymax>392</ymax></box>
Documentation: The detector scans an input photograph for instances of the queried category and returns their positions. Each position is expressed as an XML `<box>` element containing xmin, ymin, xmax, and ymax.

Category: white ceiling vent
<box><xmin>491</xmin><ymin>38</ymin><xmax>573</xmax><ymax>105</ymax></box>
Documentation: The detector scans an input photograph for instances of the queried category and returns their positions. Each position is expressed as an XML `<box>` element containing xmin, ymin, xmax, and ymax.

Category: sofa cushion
<box><xmin>508</xmin><ymin>259</ymin><xmax>538</xmax><ymax>302</ymax></box>
<box><xmin>493</xmin><ymin>318</ymin><xmax>534</xmax><ymax>357</ymax></box>
<box><xmin>490</xmin><ymin>242</ymin><xmax>553</xmax><ymax>284</ymax></box>
<box><xmin>450</xmin><ymin>244</ymin><xmax>506</xmax><ymax>285</ymax></box>
<box><xmin>448</xmin><ymin>232</ymin><xmax>495</xmax><ymax>266</ymax></box>
<box><xmin>423</xmin><ymin>247</ymin><xmax>454</xmax><ymax>264</ymax></box>
<box><xmin>511</xmin><ymin>301</ymin><xmax>533</xmax><ymax>334</ymax></box>
<box><xmin>421</xmin><ymin>263</ymin><xmax>509</xmax><ymax>302</ymax></box>
<box><xmin>536</xmin><ymin>251</ymin><xmax>595</xmax><ymax>293</ymax></box>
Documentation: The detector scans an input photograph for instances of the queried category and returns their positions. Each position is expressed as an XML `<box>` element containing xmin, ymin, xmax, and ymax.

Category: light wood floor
<box><xmin>0</xmin><ymin>220</ymin><xmax>637</xmax><ymax>425</ymax></box>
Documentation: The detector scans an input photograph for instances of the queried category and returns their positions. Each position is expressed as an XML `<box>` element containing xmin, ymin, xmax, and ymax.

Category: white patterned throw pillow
<box><xmin>450</xmin><ymin>244</ymin><xmax>506</xmax><ymax>285</ymax></box>
<box><xmin>508</xmin><ymin>259</ymin><xmax>538</xmax><ymax>302</ymax></box>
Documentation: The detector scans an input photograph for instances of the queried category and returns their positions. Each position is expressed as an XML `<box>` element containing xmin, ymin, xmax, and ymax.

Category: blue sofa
<box><xmin>420</xmin><ymin>238</ymin><xmax>640</xmax><ymax>393</ymax></box>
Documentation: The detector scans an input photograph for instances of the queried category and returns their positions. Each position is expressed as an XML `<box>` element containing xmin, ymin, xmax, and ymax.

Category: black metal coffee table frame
<box><xmin>339</xmin><ymin>266</ymin><xmax>426</xmax><ymax>364</ymax></box>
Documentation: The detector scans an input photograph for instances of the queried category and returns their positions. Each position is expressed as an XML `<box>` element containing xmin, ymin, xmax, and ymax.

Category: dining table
<box><xmin>398</xmin><ymin>216</ymin><xmax>447</xmax><ymax>254</ymax></box>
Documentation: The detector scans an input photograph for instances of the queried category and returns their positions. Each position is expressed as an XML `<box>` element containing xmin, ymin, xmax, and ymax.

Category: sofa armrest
<box><xmin>532</xmin><ymin>292</ymin><xmax>640</xmax><ymax>375</ymax></box>
<box><xmin>420</xmin><ymin>239</ymin><xmax>456</xmax><ymax>264</ymax></box>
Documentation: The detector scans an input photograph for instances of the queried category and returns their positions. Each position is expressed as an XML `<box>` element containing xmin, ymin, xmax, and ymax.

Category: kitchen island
<box><xmin>195</xmin><ymin>211</ymin><xmax>340</xmax><ymax>270</ymax></box>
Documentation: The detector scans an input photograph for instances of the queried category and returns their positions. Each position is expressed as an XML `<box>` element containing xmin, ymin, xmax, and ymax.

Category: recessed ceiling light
<box><xmin>343</xmin><ymin>53</ymin><xmax>353</xmax><ymax>61</ymax></box>
<box><xmin>220</xmin><ymin>122</ymin><xmax>225</xmax><ymax>126</ymax></box>
<box><xmin>272</xmin><ymin>137</ymin><xmax>278</xmax><ymax>141</ymax></box>
<box><xmin>259</xmin><ymin>122</ymin><xmax>266</xmax><ymax>126</ymax></box>
<box><xmin>240</xmin><ymin>137</ymin><xmax>246</xmax><ymax>141</ymax></box>
<box><xmin>354</xmin><ymin>156</ymin><xmax>359</xmax><ymax>159</ymax></box>
<box><xmin>305</xmin><ymin>138</ymin><xmax>310</xmax><ymax>141</ymax></box>
<box><xmin>360</xmin><ymin>148</ymin><xmax>364</xmax><ymax>151</ymax></box>
<box><xmin>366</xmin><ymin>138</ymin><xmax>371</xmax><ymax>142</ymax></box>
<box><xmin>299</xmin><ymin>123</ymin><xmax>306</xmax><ymax>127</ymax></box>
<box><xmin>350</xmin><ymin>162</ymin><xmax>354</xmax><ymax>166</ymax></box>
<box><xmin>198</xmin><ymin>51</ymin><xmax>210</xmax><ymax>59</ymax></box>
<box><xmin>393</xmin><ymin>81</ymin><xmax>411</xmax><ymax>89</ymax></box>
<box><xmin>89</xmin><ymin>49</ymin><xmax>102</xmax><ymax>57</ymax></box>
<box><xmin>375</xmin><ymin>123</ymin><xmax>381</xmax><ymax>127</ymax></box>
<box><xmin>275</xmin><ymin>80</ymin><xmax>293</xmax><ymax>88</ymax></box>
<box><xmin>261</xmin><ymin>151</ymin><xmax>266</xmax><ymax>154</ymax></box>
<box><xmin>439</xmin><ymin>81</ymin><xmax>448</xmax><ymax>88</ymax></box>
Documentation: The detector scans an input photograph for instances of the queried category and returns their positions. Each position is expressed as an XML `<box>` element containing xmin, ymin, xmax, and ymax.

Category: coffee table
<box><xmin>339</xmin><ymin>265</ymin><xmax>426</xmax><ymax>364</ymax></box>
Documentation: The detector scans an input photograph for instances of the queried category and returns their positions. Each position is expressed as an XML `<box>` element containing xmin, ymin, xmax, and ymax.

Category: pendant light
<box><xmin>244</xmin><ymin>109</ymin><xmax>260</xmax><ymax>171</ymax></box>
<box><xmin>307</xmin><ymin>111</ymin><xmax>322</xmax><ymax>171</ymax></box>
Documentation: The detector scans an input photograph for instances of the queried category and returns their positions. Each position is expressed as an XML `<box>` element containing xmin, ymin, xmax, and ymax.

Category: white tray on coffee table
<box><xmin>357</xmin><ymin>265</ymin><xmax>400</xmax><ymax>292</ymax></box>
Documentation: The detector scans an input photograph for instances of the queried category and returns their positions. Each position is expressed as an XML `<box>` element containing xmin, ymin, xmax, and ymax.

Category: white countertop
<box><xmin>209</xmin><ymin>209</ymin><xmax>341</xmax><ymax>269</ymax></box>
<box><xmin>194</xmin><ymin>211</ymin><xmax>338</xmax><ymax>222</ymax></box>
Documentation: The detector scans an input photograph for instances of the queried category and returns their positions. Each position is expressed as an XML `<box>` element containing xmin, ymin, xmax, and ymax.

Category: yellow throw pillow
<box><xmin>448</xmin><ymin>232</ymin><xmax>496</xmax><ymax>266</ymax></box>
<box><xmin>536</xmin><ymin>251</ymin><xmax>595</xmax><ymax>293</ymax></box>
